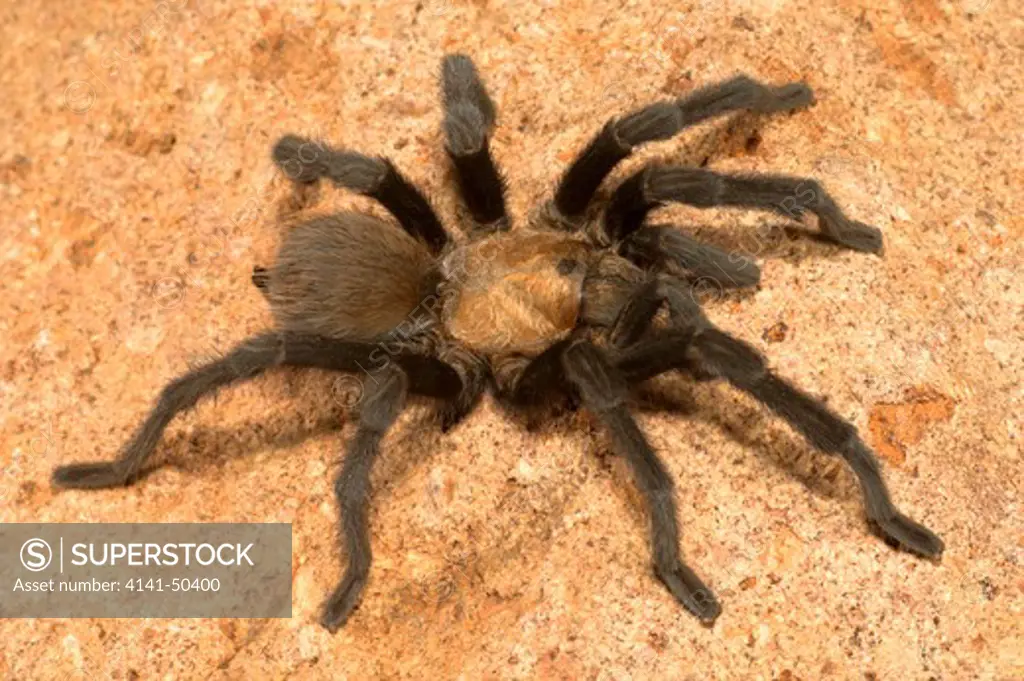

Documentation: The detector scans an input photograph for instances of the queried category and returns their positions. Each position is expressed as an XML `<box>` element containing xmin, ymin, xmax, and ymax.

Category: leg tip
<box><xmin>834</xmin><ymin>220</ymin><xmax>884</xmax><ymax>254</ymax></box>
<box><xmin>875</xmin><ymin>512</ymin><xmax>945</xmax><ymax>559</ymax></box>
<box><xmin>272</xmin><ymin>134</ymin><xmax>322</xmax><ymax>184</ymax></box>
<box><xmin>441</xmin><ymin>53</ymin><xmax>475</xmax><ymax>73</ymax></box>
<box><xmin>51</xmin><ymin>462</ymin><xmax>128</xmax><ymax>489</ymax></box>
<box><xmin>319</xmin><ymin>574</ymin><xmax>366</xmax><ymax>633</ymax></box>
<box><xmin>717</xmin><ymin>259</ymin><xmax>762</xmax><ymax>288</ymax></box>
<box><xmin>271</xmin><ymin>134</ymin><xmax>305</xmax><ymax>162</ymax></box>
<box><xmin>774</xmin><ymin>82</ymin><xmax>816</xmax><ymax>111</ymax></box>
<box><xmin>656</xmin><ymin>561</ymin><xmax>722</xmax><ymax>623</ymax></box>
<box><xmin>693</xmin><ymin>590</ymin><xmax>723</xmax><ymax>624</ymax></box>
<box><xmin>441</xmin><ymin>53</ymin><xmax>496</xmax><ymax>130</ymax></box>
<box><xmin>319</xmin><ymin>609</ymin><xmax>348</xmax><ymax>634</ymax></box>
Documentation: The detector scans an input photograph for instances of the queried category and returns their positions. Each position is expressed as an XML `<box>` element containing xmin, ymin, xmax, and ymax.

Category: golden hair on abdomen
<box><xmin>441</xmin><ymin>229</ymin><xmax>595</xmax><ymax>355</ymax></box>
<box><xmin>265</xmin><ymin>212</ymin><xmax>437</xmax><ymax>341</ymax></box>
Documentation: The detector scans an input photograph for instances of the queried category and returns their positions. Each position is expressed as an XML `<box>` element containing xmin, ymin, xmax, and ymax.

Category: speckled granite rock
<box><xmin>1</xmin><ymin>0</ymin><xmax>1020</xmax><ymax>679</ymax></box>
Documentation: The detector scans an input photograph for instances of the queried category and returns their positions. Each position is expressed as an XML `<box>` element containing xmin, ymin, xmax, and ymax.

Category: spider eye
<box><xmin>556</xmin><ymin>258</ymin><xmax>580</xmax><ymax>275</ymax></box>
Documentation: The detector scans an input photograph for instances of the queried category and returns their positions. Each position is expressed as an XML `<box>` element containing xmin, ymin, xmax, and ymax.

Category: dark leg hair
<box><xmin>321</xmin><ymin>367</ymin><xmax>407</xmax><ymax>632</ymax></box>
<box><xmin>606</xmin><ymin>277</ymin><xmax>664</xmax><ymax>349</ymax></box>
<box><xmin>607</xmin><ymin>273</ymin><xmax>716</xmax><ymax>350</ymax></box>
<box><xmin>549</xmin><ymin>75</ymin><xmax>814</xmax><ymax>225</ymax></box>
<box><xmin>614</xmin><ymin>328</ymin><xmax>701</xmax><ymax>383</ymax></box>
<box><xmin>561</xmin><ymin>340</ymin><xmax>720</xmax><ymax>622</ymax></box>
<box><xmin>440</xmin><ymin>54</ymin><xmax>509</xmax><ymax>232</ymax></box>
<box><xmin>435</xmin><ymin>341</ymin><xmax>491</xmax><ymax>432</ymax></box>
<box><xmin>501</xmin><ymin>339</ymin><xmax>572</xmax><ymax>407</ymax></box>
<box><xmin>618</xmin><ymin>224</ymin><xmax>761</xmax><ymax>288</ymax></box>
<box><xmin>607</xmin><ymin>273</ymin><xmax>710</xmax><ymax>350</ymax></box>
<box><xmin>51</xmin><ymin>333</ymin><xmax>463</xmax><ymax>489</ymax></box>
<box><xmin>272</xmin><ymin>136</ymin><xmax>449</xmax><ymax>254</ymax></box>
<box><xmin>613</xmin><ymin>322</ymin><xmax>943</xmax><ymax>558</ymax></box>
<box><xmin>604</xmin><ymin>165</ymin><xmax>883</xmax><ymax>253</ymax></box>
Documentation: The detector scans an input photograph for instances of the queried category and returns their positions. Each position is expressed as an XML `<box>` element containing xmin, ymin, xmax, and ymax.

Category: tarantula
<box><xmin>52</xmin><ymin>54</ymin><xmax>943</xmax><ymax>631</ymax></box>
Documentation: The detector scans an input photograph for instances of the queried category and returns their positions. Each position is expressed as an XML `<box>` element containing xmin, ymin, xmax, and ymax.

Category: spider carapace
<box><xmin>440</xmin><ymin>228</ymin><xmax>595</xmax><ymax>357</ymax></box>
<box><xmin>52</xmin><ymin>54</ymin><xmax>943</xmax><ymax>632</ymax></box>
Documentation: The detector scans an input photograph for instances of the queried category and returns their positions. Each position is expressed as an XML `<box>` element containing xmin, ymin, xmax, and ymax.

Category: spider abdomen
<box><xmin>441</xmin><ymin>229</ymin><xmax>594</xmax><ymax>355</ymax></box>
<box><xmin>265</xmin><ymin>212</ymin><xmax>438</xmax><ymax>340</ymax></box>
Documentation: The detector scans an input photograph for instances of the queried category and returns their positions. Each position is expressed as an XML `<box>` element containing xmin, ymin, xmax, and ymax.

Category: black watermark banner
<box><xmin>1</xmin><ymin>523</ymin><xmax>291</xmax><ymax>618</ymax></box>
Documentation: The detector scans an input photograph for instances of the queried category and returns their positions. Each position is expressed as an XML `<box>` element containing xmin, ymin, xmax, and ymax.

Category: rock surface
<box><xmin>1</xmin><ymin>0</ymin><xmax>1021</xmax><ymax>678</ymax></box>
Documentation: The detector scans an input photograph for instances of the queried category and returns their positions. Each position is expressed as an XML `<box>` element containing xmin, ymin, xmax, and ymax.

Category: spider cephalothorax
<box><xmin>53</xmin><ymin>54</ymin><xmax>943</xmax><ymax>631</ymax></box>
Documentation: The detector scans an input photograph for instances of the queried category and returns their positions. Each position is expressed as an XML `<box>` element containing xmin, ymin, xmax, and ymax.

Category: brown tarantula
<box><xmin>53</xmin><ymin>54</ymin><xmax>943</xmax><ymax>631</ymax></box>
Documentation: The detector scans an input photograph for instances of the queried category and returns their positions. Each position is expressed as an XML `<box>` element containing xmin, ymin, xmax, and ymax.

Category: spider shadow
<box><xmin>491</xmin><ymin>370</ymin><xmax>855</xmax><ymax>505</ymax></box>
<box><xmin>630</xmin><ymin>377</ymin><xmax>856</xmax><ymax>503</ymax></box>
<box><xmin>112</xmin><ymin>342</ymin><xmax>858</xmax><ymax>522</ymax></box>
<box><xmin>121</xmin><ymin>381</ymin><xmax>449</xmax><ymax>507</ymax></box>
<box><xmin>123</xmin><ymin>408</ymin><xmax>347</xmax><ymax>486</ymax></box>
